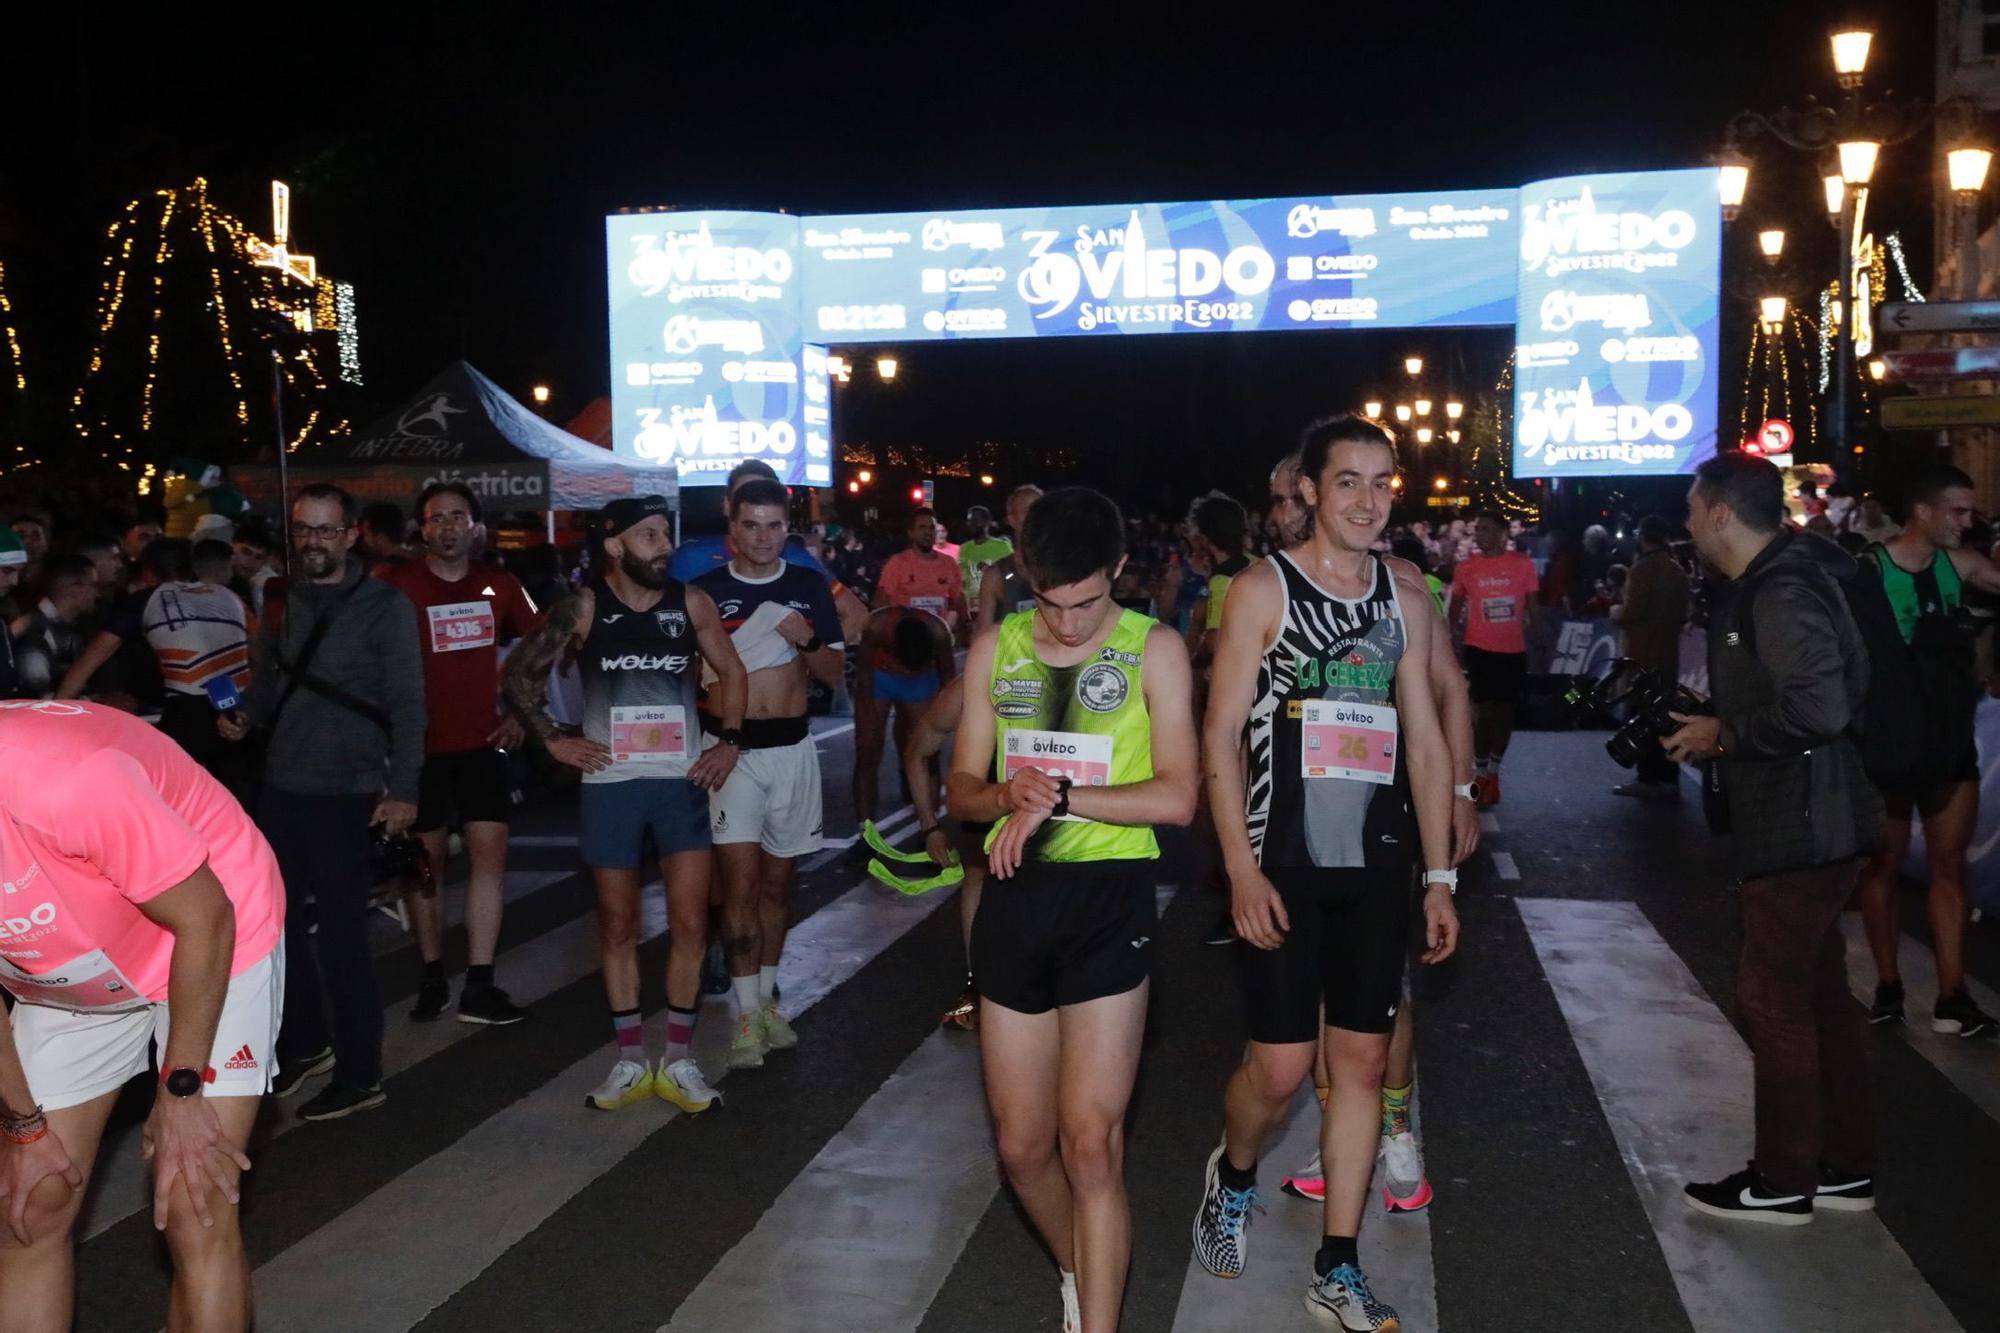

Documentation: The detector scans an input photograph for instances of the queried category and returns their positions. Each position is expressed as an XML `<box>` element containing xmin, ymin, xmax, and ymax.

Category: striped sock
<box><xmin>1381</xmin><ymin>1081</ymin><xmax>1412</xmax><ymax>1136</ymax></box>
<box><xmin>612</xmin><ymin>1007</ymin><xmax>645</xmax><ymax>1064</ymax></box>
<box><xmin>664</xmin><ymin>1005</ymin><xmax>698</xmax><ymax>1065</ymax></box>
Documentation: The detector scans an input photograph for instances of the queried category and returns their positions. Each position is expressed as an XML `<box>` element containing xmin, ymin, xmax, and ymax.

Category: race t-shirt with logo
<box><xmin>579</xmin><ymin>578</ymin><xmax>704</xmax><ymax>784</ymax></box>
<box><xmin>1875</xmin><ymin>546</ymin><xmax>1963</xmax><ymax>644</ymax></box>
<box><xmin>134</xmin><ymin>581</ymin><xmax>250</xmax><ymax>697</ymax></box>
<box><xmin>958</xmin><ymin>536</ymin><xmax>1014</xmax><ymax>602</ymax></box>
<box><xmin>693</xmin><ymin>562</ymin><xmax>843</xmax><ymax>660</ymax></box>
<box><xmin>986</xmin><ymin>608</ymin><xmax>1157</xmax><ymax>864</ymax></box>
<box><xmin>1245</xmin><ymin>551</ymin><xmax>1414</xmax><ymax>871</ymax></box>
<box><xmin>1205</xmin><ymin>554</ymin><xmax>1253</xmax><ymax>631</ymax></box>
<box><xmin>382</xmin><ymin>560</ymin><xmax>541</xmax><ymax>754</ymax></box>
<box><xmin>1455</xmin><ymin>551</ymin><xmax>1537</xmax><ymax>655</ymax></box>
<box><xmin>0</xmin><ymin>701</ymin><xmax>284</xmax><ymax>1008</ymax></box>
<box><xmin>879</xmin><ymin>549</ymin><xmax>964</xmax><ymax>624</ymax></box>
<box><xmin>670</xmin><ymin>533</ymin><xmax>849</xmax><ymax>602</ymax></box>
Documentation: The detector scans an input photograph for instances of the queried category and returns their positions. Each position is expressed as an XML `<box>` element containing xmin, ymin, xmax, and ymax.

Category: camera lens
<box><xmin>1605</xmin><ymin>724</ymin><xmax>1644</xmax><ymax>769</ymax></box>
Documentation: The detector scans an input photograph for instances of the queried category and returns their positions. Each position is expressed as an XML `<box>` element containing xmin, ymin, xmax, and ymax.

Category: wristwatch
<box><xmin>1452</xmin><ymin>782</ymin><xmax>1477</xmax><ymax>801</ymax></box>
<box><xmin>1423</xmin><ymin>869</ymin><xmax>1459</xmax><ymax>895</ymax></box>
<box><xmin>1051</xmin><ymin>776</ymin><xmax>1074</xmax><ymax>819</ymax></box>
<box><xmin>160</xmin><ymin>1065</ymin><xmax>216</xmax><ymax>1098</ymax></box>
<box><xmin>801</xmin><ymin>635</ymin><xmax>824</xmax><ymax>654</ymax></box>
<box><xmin>716</xmin><ymin>727</ymin><xmax>744</xmax><ymax>748</ymax></box>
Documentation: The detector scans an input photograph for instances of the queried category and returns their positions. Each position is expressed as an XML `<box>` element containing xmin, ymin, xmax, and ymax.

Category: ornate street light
<box><xmin>1830</xmin><ymin>27</ymin><xmax>1873</xmax><ymax>89</ymax></box>
<box><xmin>1415</xmin><ymin>427</ymin><xmax>1434</xmax><ymax>444</ymax></box>
<box><xmin>1759</xmin><ymin>296</ymin><xmax>1789</xmax><ymax>334</ymax></box>
<box><xmin>1403</xmin><ymin>356</ymin><xmax>1423</xmax><ymax>377</ymax></box>
<box><xmin>1394</xmin><ymin>404</ymin><xmax>1413</xmax><ymax>422</ymax></box>
<box><xmin>1414</xmin><ymin>398</ymin><xmax>1433</xmax><ymax>417</ymax></box>
<box><xmin>1444</xmin><ymin>400</ymin><xmax>1464</xmax><ymax>420</ymax></box>
<box><xmin>1363</xmin><ymin>399</ymin><xmax>1383</xmax><ymax>419</ymax></box>
<box><xmin>1949</xmin><ymin>146</ymin><xmax>1994</xmax><ymax>195</ymax></box>
<box><xmin>1758</xmin><ymin>229</ymin><xmax>1787</xmax><ymax>260</ymax></box>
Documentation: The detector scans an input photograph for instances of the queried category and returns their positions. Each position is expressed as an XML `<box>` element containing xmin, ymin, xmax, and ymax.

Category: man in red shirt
<box><xmin>381</xmin><ymin>483</ymin><xmax>540</xmax><ymax>1025</ymax></box>
<box><xmin>0</xmin><ymin>701</ymin><xmax>285</xmax><ymax>1331</ymax></box>
<box><xmin>1447</xmin><ymin>511</ymin><xmax>1539</xmax><ymax>805</ymax></box>
<box><xmin>877</xmin><ymin>509</ymin><xmax>968</xmax><ymax>633</ymax></box>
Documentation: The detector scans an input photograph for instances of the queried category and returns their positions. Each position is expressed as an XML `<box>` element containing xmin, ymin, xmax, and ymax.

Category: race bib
<box><xmin>1003</xmin><ymin>729</ymin><xmax>1113</xmax><ymax>822</ymax></box>
<box><xmin>1300</xmin><ymin>699</ymin><xmax>1397</xmax><ymax>785</ymax></box>
<box><xmin>1479</xmin><ymin>596</ymin><xmax>1518</xmax><ymax>625</ymax></box>
<box><xmin>427</xmin><ymin>600</ymin><xmax>496</xmax><ymax>654</ymax></box>
<box><xmin>0</xmin><ymin>948</ymin><xmax>150</xmax><ymax>1013</ymax></box>
<box><xmin>1015</xmin><ymin>599</ymin><xmax>1039</xmax><ymax>615</ymax></box>
<box><xmin>909</xmin><ymin>595</ymin><xmax>948</xmax><ymax>616</ymax></box>
<box><xmin>610</xmin><ymin>705</ymin><xmax>687</xmax><ymax>762</ymax></box>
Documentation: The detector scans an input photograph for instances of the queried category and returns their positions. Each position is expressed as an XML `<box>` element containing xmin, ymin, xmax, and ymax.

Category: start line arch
<box><xmin>604</xmin><ymin>167</ymin><xmax>1721</xmax><ymax>491</ymax></box>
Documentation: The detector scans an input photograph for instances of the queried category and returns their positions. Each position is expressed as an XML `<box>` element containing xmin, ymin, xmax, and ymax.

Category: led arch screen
<box><xmin>605</xmin><ymin>168</ymin><xmax>1720</xmax><ymax>485</ymax></box>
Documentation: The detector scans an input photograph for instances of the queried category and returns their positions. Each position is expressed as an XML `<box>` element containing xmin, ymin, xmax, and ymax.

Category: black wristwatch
<box><xmin>161</xmin><ymin>1065</ymin><xmax>214</xmax><ymax>1099</ymax></box>
<box><xmin>1052</xmin><ymin>776</ymin><xmax>1074</xmax><ymax>819</ymax></box>
<box><xmin>717</xmin><ymin>727</ymin><xmax>744</xmax><ymax>748</ymax></box>
<box><xmin>801</xmin><ymin>635</ymin><xmax>824</xmax><ymax>654</ymax></box>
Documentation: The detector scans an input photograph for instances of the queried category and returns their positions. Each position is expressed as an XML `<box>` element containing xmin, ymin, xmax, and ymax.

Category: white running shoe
<box><xmin>762</xmin><ymin>1001</ymin><xmax>799</xmax><ymax>1050</ymax></box>
<box><xmin>584</xmin><ymin>1058</ymin><xmax>654</xmax><ymax>1111</ymax></box>
<box><xmin>1060</xmin><ymin>1269</ymin><xmax>1081</xmax><ymax>1333</ymax></box>
<box><xmin>727</xmin><ymin>1007</ymin><xmax>768</xmax><ymax>1070</ymax></box>
<box><xmin>657</xmin><ymin>1058</ymin><xmax>720</xmax><ymax>1113</ymax></box>
<box><xmin>1379</xmin><ymin>1130</ymin><xmax>1433</xmax><ymax>1213</ymax></box>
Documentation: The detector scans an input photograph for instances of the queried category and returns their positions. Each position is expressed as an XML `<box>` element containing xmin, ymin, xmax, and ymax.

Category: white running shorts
<box><xmin>9</xmin><ymin>943</ymin><xmax>285</xmax><ymax>1111</ymax></box>
<box><xmin>708</xmin><ymin>735</ymin><xmax>825</xmax><ymax>857</ymax></box>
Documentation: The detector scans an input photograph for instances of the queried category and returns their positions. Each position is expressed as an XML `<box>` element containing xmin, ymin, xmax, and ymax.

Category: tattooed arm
<box><xmin>502</xmin><ymin>585</ymin><xmax>608</xmax><ymax>773</ymax></box>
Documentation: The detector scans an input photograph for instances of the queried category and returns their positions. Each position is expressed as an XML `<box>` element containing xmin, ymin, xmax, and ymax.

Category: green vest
<box><xmin>959</xmin><ymin>536</ymin><xmax>1014</xmax><ymax>601</ymax></box>
<box><xmin>1874</xmin><ymin>546</ymin><xmax>1962</xmax><ymax>644</ymax></box>
<box><xmin>987</xmin><ymin>608</ymin><xmax>1158</xmax><ymax>863</ymax></box>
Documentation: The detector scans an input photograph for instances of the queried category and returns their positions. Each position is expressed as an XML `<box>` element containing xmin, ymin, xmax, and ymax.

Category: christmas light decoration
<box><xmin>1464</xmin><ymin>354</ymin><xmax>1537</xmax><ymax>521</ymax></box>
<box><xmin>0</xmin><ymin>260</ymin><xmax>26</xmax><ymax>393</ymax></box>
<box><xmin>335</xmin><ymin>282</ymin><xmax>361</xmax><ymax>385</ymax></box>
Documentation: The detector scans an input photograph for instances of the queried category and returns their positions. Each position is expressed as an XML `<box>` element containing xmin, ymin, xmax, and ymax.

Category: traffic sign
<box><xmin>1880</xmin><ymin>395</ymin><xmax>2000</xmax><ymax>430</ymax></box>
<box><xmin>1879</xmin><ymin>301</ymin><xmax>2000</xmax><ymax>334</ymax></box>
<box><xmin>1880</xmin><ymin>347</ymin><xmax>2000</xmax><ymax>380</ymax></box>
<box><xmin>1758</xmin><ymin>419</ymin><xmax>1794</xmax><ymax>452</ymax></box>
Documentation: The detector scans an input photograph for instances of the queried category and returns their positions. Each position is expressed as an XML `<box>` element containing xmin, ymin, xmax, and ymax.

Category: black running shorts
<box><xmin>1463</xmin><ymin>646</ymin><xmax>1527</xmax><ymax>704</ymax></box>
<box><xmin>971</xmin><ymin>860</ymin><xmax>1155</xmax><ymax>1014</ymax></box>
<box><xmin>1236</xmin><ymin>866</ymin><xmax>1411</xmax><ymax>1042</ymax></box>
<box><xmin>414</xmin><ymin>748</ymin><xmax>513</xmax><ymax>833</ymax></box>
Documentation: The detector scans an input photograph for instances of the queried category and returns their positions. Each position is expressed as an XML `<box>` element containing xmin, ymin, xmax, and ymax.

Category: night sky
<box><xmin>2</xmin><ymin>3</ymin><xmax>1938</xmax><ymax>510</ymax></box>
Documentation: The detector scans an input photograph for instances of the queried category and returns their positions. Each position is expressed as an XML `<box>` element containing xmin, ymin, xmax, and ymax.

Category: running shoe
<box><xmin>297</xmin><ymin>1083</ymin><xmax>386</xmax><ymax>1122</ymax></box>
<box><xmin>762</xmin><ymin>1001</ymin><xmax>799</xmax><ymax>1051</ymax></box>
<box><xmin>1379</xmin><ymin>1130</ymin><xmax>1433</xmax><ymax>1213</ymax></box>
<box><xmin>1280</xmin><ymin>1150</ymin><xmax>1325</xmax><ymax>1202</ymax></box>
<box><xmin>584</xmin><ymin>1059</ymin><xmax>656</xmax><ymax>1111</ymax></box>
<box><xmin>657</xmin><ymin>1058</ymin><xmax>719</xmax><ymax>1114</ymax></box>
<box><xmin>409</xmin><ymin>978</ymin><xmax>450</xmax><ymax>1023</ymax></box>
<box><xmin>1304</xmin><ymin>1262</ymin><xmax>1401</xmax><ymax>1331</ymax></box>
<box><xmin>1932</xmin><ymin>990</ymin><xmax>1998</xmax><ymax>1038</ymax></box>
<box><xmin>1060</xmin><ymin>1269</ymin><xmax>1081</xmax><ymax>1333</ymax></box>
<box><xmin>941</xmin><ymin>986</ymin><xmax>980</xmax><ymax>1032</ymax></box>
<box><xmin>1814</xmin><ymin>1163</ymin><xmax>1875</xmax><ymax>1212</ymax></box>
<box><xmin>457</xmin><ymin>984</ymin><xmax>529</xmax><ymax>1026</ymax></box>
<box><xmin>1611</xmin><ymin>780</ymin><xmax>1679</xmax><ymax>801</ymax></box>
<box><xmin>1192</xmin><ymin>1144</ymin><xmax>1261</xmax><ymax>1279</ymax></box>
<box><xmin>727</xmin><ymin>1007</ymin><xmax>768</xmax><ymax>1070</ymax></box>
<box><xmin>1868</xmin><ymin>980</ymin><xmax>1904</xmax><ymax>1026</ymax></box>
<box><xmin>1682</xmin><ymin>1163</ymin><xmax>1812</xmax><ymax>1226</ymax></box>
<box><xmin>272</xmin><ymin>1046</ymin><xmax>334</xmax><ymax>1099</ymax></box>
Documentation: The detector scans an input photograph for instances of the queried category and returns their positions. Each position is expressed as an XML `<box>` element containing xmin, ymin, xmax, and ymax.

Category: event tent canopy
<box><xmin>235</xmin><ymin>361</ymin><xmax>676</xmax><ymax>513</ymax></box>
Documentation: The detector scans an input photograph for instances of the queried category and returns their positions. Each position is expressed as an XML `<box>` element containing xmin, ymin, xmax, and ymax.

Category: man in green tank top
<box><xmin>1856</xmin><ymin>462</ymin><xmax>2000</xmax><ymax>1037</ymax></box>
<box><xmin>948</xmin><ymin>486</ymin><xmax>1198</xmax><ymax>1333</ymax></box>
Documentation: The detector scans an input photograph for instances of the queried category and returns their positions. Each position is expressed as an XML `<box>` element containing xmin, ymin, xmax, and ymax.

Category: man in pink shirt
<box><xmin>0</xmin><ymin>701</ymin><xmax>284</xmax><ymax>1332</ymax></box>
<box><xmin>1447</xmin><ymin>511</ymin><xmax>1539</xmax><ymax>805</ymax></box>
<box><xmin>877</xmin><ymin>509</ymin><xmax>969</xmax><ymax>632</ymax></box>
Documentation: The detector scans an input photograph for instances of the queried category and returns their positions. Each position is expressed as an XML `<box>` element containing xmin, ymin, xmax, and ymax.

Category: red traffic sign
<box><xmin>1758</xmin><ymin>419</ymin><xmax>1794</xmax><ymax>452</ymax></box>
<box><xmin>1880</xmin><ymin>347</ymin><xmax>2000</xmax><ymax>380</ymax></box>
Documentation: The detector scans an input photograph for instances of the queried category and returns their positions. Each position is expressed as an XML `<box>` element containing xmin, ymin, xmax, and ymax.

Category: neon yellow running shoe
<box><xmin>656</xmin><ymin>1058</ymin><xmax>720</xmax><ymax>1113</ymax></box>
<box><xmin>727</xmin><ymin>1007</ymin><xmax>768</xmax><ymax>1070</ymax></box>
<box><xmin>762</xmin><ymin>1001</ymin><xmax>799</xmax><ymax>1050</ymax></box>
<box><xmin>584</xmin><ymin>1058</ymin><xmax>655</xmax><ymax>1111</ymax></box>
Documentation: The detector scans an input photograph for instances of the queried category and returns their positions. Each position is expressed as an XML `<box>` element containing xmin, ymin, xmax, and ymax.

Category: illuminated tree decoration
<box><xmin>69</xmin><ymin>177</ymin><xmax>353</xmax><ymax>465</ymax></box>
<box><xmin>0</xmin><ymin>260</ymin><xmax>27</xmax><ymax>394</ymax></box>
<box><xmin>1463</xmin><ymin>354</ymin><xmax>1538</xmax><ymax>521</ymax></box>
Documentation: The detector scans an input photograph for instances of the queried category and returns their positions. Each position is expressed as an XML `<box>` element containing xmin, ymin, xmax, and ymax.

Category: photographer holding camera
<box><xmin>1663</xmin><ymin>452</ymin><xmax>1883</xmax><ymax>1225</ymax></box>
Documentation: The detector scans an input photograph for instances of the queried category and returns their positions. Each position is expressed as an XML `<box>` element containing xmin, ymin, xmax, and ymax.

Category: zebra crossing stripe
<box><xmin>79</xmin><ymin>869</ymin><xmax>581</xmax><ymax>1242</ymax></box>
<box><xmin>662</xmin><ymin>1032</ymin><xmax>992</xmax><ymax>1331</ymax></box>
<box><xmin>249</xmin><ymin>875</ymin><xmax>953</xmax><ymax>1330</ymax></box>
<box><xmin>1839</xmin><ymin>915</ymin><xmax>2000</xmax><ymax>1126</ymax></box>
<box><xmin>1518</xmin><ymin>898</ymin><xmax>1961</xmax><ymax>1333</ymax></box>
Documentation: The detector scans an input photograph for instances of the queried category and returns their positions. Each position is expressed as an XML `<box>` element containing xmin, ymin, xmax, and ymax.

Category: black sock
<box><xmin>423</xmin><ymin>959</ymin><xmax>445</xmax><ymax>982</ymax></box>
<box><xmin>1315</xmin><ymin>1235</ymin><xmax>1359</xmax><ymax>1277</ymax></box>
<box><xmin>467</xmin><ymin>964</ymin><xmax>494</xmax><ymax>990</ymax></box>
<box><xmin>1217</xmin><ymin>1156</ymin><xmax>1257</xmax><ymax>1192</ymax></box>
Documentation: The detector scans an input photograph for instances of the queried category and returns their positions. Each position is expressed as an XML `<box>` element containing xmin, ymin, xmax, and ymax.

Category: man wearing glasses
<box><xmin>219</xmin><ymin>484</ymin><xmax>425</xmax><ymax>1121</ymax></box>
<box><xmin>381</xmin><ymin>482</ymin><xmax>541</xmax><ymax>1026</ymax></box>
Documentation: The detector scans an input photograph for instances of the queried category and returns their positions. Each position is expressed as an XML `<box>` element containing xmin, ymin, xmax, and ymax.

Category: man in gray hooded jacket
<box><xmin>222</xmin><ymin>483</ymin><xmax>424</xmax><ymax>1122</ymax></box>
<box><xmin>1664</xmin><ymin>452</ymin><xmax>1881</xmax><ymax>1226</ymax></box>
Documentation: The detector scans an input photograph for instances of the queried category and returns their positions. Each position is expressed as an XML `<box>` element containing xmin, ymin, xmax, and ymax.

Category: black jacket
<box><xmin>1708</xmin><ymin>531</ymin><xmax>1883</xmax><ymax>881</ymax></box>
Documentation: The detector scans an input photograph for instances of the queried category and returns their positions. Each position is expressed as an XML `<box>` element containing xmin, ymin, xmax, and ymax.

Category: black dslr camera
<box><xmin>1562</xmin><ymin>657</ymin><xmax>1709</xmax><ymax>769</ymax></box>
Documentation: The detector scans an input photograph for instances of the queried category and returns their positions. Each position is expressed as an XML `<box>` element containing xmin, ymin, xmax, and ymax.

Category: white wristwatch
<box><xmin>1423</xmin><ymin>869</ymin><xmax>1458</xmax><ymax>895</ymax></box>
<box><xmin>1452</xmin><ymin>783</ymin><xmax>1477</xmax><ymax>801</ymax></box>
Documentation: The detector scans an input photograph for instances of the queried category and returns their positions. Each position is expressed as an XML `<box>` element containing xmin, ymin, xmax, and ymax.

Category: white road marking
<box><xmin>811</xmin><ymin>720</ymin><xmax>856</xmax><ymax>743</ymax></box>
<box><xmin>1839</xmin><ymin>914</ymin><xmax>2000</xmax><ymax>1125</ymax></box>
<box><xmin>1518</xmin><ymin>898</ymin><xmax>1960</xmax><ymax>1333</ymax></box>
<box><xmin>1479</xmin><ymin>812</ymin><xmax>1499</xmax><ymax>835</ymax></box>
<box><xmin>251</xmin><ymin>875</ymin><xmax>953</xmax><ymax>1330</ymax></box>
<box><xmin>662</xmin><ymin>1033</ymin><xmax>990</xmax><ymax>1331</ymax></box>
<box><xmin>1490</xmin><ymin>851</ymin><xmax>1519</xmax><ymax>880</ymax></box>
<box><xmin>509</xmin><ymin>834</ymin><xmax>580</xmax><ymax>847</ymax></box>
